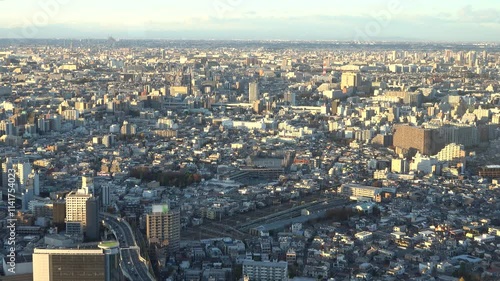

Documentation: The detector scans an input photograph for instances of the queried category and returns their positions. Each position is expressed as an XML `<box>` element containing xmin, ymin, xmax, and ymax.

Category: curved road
<box><xmin>100</xmin><ymin>212</ymin><xmax>156</xmax><ymax>281</ymax></box>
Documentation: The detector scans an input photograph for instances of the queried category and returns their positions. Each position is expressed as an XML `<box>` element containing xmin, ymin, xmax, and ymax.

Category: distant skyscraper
<box><xmin>468</xmin><ymin>51</ymin><xmax>476</xmax><ymax>67</ymax></box>
<box><xmin>33</xmin><ymin>241</ymin><xmax>122</xmax><ymax>281</ymax></box>
<box><xmin>102</xmin><ymin>183</ymin><xmax>110</xmax><ymax>207</ymax></box>
<box><xmin>120</xmin><ymin>121</ymin><xmax>136</xmax><ymax>136</ymax></box>
<box><xmin>331</xmin><ymin>100</ymin><xmax>340</xmax><ymax>116</ymax></box>
<box><xmin>1</xmin><ymin>157</ymin><xmax>36</xmax><ymax>193</ymax></box>
<box><xmin>102</xmin><ymin>135</ymin><xmax>114</xmax><ymax>148</ymax></box>
<box><xmin>341</xmin><ymin>72</ymin><xmax>361</xmax><ymax>89</ymax></box>
<box><xmin>253</xmin><ymin>100</ymin><xmax>263</xmax><ymax>114</ymax></box>
<box><xmin>444</xmin><ymin>49</ymin><xmax>452</xmax><ymax>62</ymax></box>
<box><xmin>146</xmin><ymin>204</ymin><xmax>180</xmax><ymax>254</ymax></box>
<box><xmin>392</xmin><ymin>50</ymin><xmax>398</xmax><ymax>61</ymax></box>
<box><xmin>17</xmin><ymin>160</ymin><xmax>31</xmax><ymax>186</ymax></box>
<box><xmin>0</xmin><ymin>120</ymin><xmax>14</xmax><ymax>135</ymax></box>
<box><xmin>284</xmin><ymin>91</ymin><xmax>296</xmax><ymax>106</ymax></box>
<box><xmin>2</xmin><ymin>158</ymin><xmax>13</xmax><ymax>189</ymax></box>
<box><xmin>26</xmin><ymin>170</ymin><xmax>40</xmax><ymax>196</ymax></box>
<box><xmin>249</xmin><ymin>82</ymin><xmax>260</xmax><ymax>102</ymax></box>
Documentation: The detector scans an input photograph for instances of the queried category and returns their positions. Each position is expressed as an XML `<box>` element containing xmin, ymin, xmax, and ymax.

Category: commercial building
<box><xmin>52</xmin><ymin>200</ymin><xmax>66</xmax><ymax>227</ymax></box>
<box><xmin>32</xmin><ymin>241</ymin><xmax>122</xmax><ymax>281</ymax></box>
<box><xmin>339</xmin><ymin>184</ymin><xmax>395</xmax><ymax>202</ymax></box>
<box><xmin>249</xmin><ymin>82</ymin><xmax>260</xmax><ymax>102</ymax></box>
<box><xmin>341</xmin><ymin>72</ymin><xmax>361</xmax><ymax>89</ymax></box>
<box><xmin>391</xmin><ymin>158</ymin><xmax>408</xmax><ymax>174</ymax></box>
<box><xmin>81</xmin><ymin>175</ymin><xmax>94</xmax><ymax>193</ymax></box>
<box><xmin>65</xmin><ymin>187</ymin><xmax>99</xmax><ymax>240</ymax></box>
<box><xmin>85</xmin><ymin>197</ymin><xmax>100</xmax><ymax>240</ymax></box>
<box><xmin>102</xmin><ymin>183</ymin><xmax>110</xmax><ymax>207</ymax></box>
<box><xmin>120</xmin><ymin>121</ymin><xmax>136</xmax><ymax>136</ymax></box>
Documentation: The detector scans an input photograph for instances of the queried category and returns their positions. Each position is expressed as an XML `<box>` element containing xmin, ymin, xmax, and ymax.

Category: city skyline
<box><xmin>0</xmin><ymin>0</ymin><xmax>499</xmax><ymax>42</ymax></box>
<box><xmin>1</xmin><ymin>20</ymin><xmax>500</xmax><ymax>281</ymax></box>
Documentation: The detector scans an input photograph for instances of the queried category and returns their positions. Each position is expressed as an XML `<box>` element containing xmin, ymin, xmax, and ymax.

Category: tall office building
<box><xmin>46</xmin><ymin>114</ymin><xmax>62</xmax><ymax>131</ymax></box>
<box><xmin>120</xmin><ymin>121</ymin><xmax>136</xmax><ymax>136</ymax></box>
<box><xmin>102</xmin><ymin>135</ymin><xmax>115</xmax><ymax>148</ymax></box>
<box><xmin>284</xmin><ymin>91</ymin><xmax>296</xmax><ymax>106</ymax></box>
<box><xmin>391</xmin><ymin>158</ymin><xmax>408</xmax><ymax>174</ymax></box>
<box><xmin>391</xmin><ymin>50</ymin><xmax>398</xmax><ymax>61</ymax></box>
<box><xmin>468</xmin><ymin>51</ymin><xmax>477</xmax><ymax>67</ymax></box>
<box><xmin>0</xmin><ymin>120</ymin><xmax>14</xmax><ymax>135</ymax></box>
<box><xmin>102</xmin><ymin>183</ymin><xmax>110</xmax><ymax>207</ymax></box>
<box><xmin>29</xmin><ymin>171</ymin><xmax>40</xmax><ymax>196</ymax></box>
<box><xmin>444</xmin><ymin>49</ymin><xmax>452</xmax><ymax>62</ymax></box>
<box><xmin>33</xmin><ymin>241</ymin><xmax>122</xmax><ymax>281</ymax></box>
<box><xmin>53</xmin><ymin>200</ymin><xmax>66</xmax><ymax>228</ymax></box>
<box><xmin>2</xmin><ymin>157</ymin><xmax>37</xmax><ymax>193</ymax></box>
<box><xmin>242</xmin><ymin>260</ymin><xmax>288</xmax><ymax>281</ymax></box>
<box><xmin>18</xmin><ymin>161</ymin><xmax>32</xmax><ymax>186</ymax></box>
<box><xmin>341</xmin><ymin>72</ymin><xmax>361</xmax><ymax>89</ymax></box>
<box><xmin>85</xmin><ymin>197</ymin><xmax>100</xmax><ymax>241</ymax></box>
<box><xmin>249</xmin><ymin>82</ymin><xmax>260</xmax><ymax>103</ymax></box>
<box><xmin>66</xmin><ymin>189</ymin><xmax>91</xmax><ymax>235</ymax></box>
<box><xmin>331</xmin><ymin>100</ymin><xmax>340</xmax><ymax>116</ymax></box>
<box><xmin>146</xmin><ymin>204</ymin><xmax>180</xmax><ymax>254</ymax></box>
<box><xmin>2</xmin><ymin>157</ymin><xmax>16</xmax><ymax>188</ymax></box>
<box><xmin>82</xmin><ymin>174</ymin><xmax>94</xmax><ymax>195</ymax></box>
<box><xmin>65</xmin><ymin>187</ymin><xmax>99</xmax><ymax>239</ymax></box>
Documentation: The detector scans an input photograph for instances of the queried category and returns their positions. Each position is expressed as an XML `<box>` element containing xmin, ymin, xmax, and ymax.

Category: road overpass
<box><xmin>101</xmin><ymin>212</ymin><xmax>156</xmax><ymax>281</ymax></box>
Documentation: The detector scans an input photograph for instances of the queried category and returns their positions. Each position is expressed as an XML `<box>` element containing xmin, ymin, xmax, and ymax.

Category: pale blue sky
<box><xmin>1</xmin><ymin>0</ymin><xmax>499</xmax><ymax>41</ymax></box>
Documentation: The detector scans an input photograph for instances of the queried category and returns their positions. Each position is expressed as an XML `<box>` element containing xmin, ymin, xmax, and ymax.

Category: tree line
<box><xmin>129</xmin><ymin>166</ymin><xmax>202</xmax><ymax>188</ymax></box>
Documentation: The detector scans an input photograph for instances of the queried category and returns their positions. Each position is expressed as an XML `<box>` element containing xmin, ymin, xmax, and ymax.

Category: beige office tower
<box><xmin>17</xmin><ymin>161</ymin><xmax>32</xmax><ymax>186</ymax></box>
<box><xmin>120</xmin><ymin>121</ymin><xmax>136</xmax><ymax>135</ymax></box>
<box><xmin>146</xmin><ymin>204</ymin><xmax>180</xmax><ymax>253</ymax></box>
<box><xmin>33</xmin><ymin>241</ymin><xmax>122</xmax><ymax>281</ymax></box>
<box><xmin>65</xmin><ymin>187</ymin><xmax>95</xmax><ymax>237</ymax></box>
<box><xmin>341</xmin><ymin>72</ymin><xmax>361</xmax><ymax>89</ymax></box>
<box><xmin>82</xmin><ymin>174</ymin><xmax>94</xmax><ymax>194</ymax></box>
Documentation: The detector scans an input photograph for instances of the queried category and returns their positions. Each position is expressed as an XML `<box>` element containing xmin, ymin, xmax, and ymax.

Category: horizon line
<box><xmin>1</xmin><ymin>38</ymin><xmax>499</xmax><ymax>45</ymax></box>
